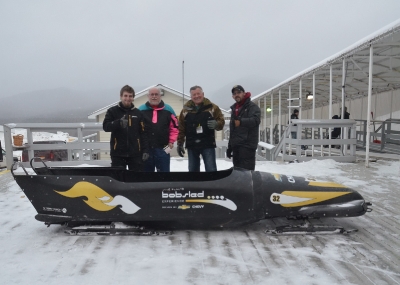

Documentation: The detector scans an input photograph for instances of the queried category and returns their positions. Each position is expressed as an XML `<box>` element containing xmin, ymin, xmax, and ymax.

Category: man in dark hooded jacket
<box><xmin>290</xmin><ymin>109</ymin><xmax>299</xmax><ymax>139</ymax></box>
<box><xmin>227</xmin><ymin>85</ymin><xmax>261</xmax><ymax>171</ymax></box>
<box><xmin>103</xmin><ymin>85</ymin><xmax>149</xmax><ymax>171</ymax></box>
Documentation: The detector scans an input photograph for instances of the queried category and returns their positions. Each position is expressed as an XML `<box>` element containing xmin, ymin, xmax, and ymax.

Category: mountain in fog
<box><xmin>0</xmin><ymin>79</ymin><xmax>277</xmax><ymax>124</ymax></box>
<box><xmin>0</xmin><ymin>87</ymin><xmax>145</xmax><ymax>124</ymax></box>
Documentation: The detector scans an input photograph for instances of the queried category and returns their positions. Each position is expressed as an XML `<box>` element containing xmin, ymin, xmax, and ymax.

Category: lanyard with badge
<box><xmin>196</xmin><ymin>124</ymin><xmax>203</xmax><ymax>134</ymax></box>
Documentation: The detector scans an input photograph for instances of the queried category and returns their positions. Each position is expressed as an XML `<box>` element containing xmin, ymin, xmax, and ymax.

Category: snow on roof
<box><xmin>252</xmin><ymin>18</ymin><xmax>400</xmax><ymax>110</ymax></box>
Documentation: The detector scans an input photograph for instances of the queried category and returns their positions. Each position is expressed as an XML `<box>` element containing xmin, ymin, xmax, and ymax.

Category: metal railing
<box><xmin>260</xmin><ymin>125</ymin><xmax>285</xmax><ymax>145</ymax></box>
<box><xmin>3</xmin><ymin>122</ymin><xmax>231</xmax><ymax>170</ymax></box>
<box><xmin>3</xmin><ymin>122</ymin><xmax>107</xmax><ymax>169</ymax></box>
<box><xmin>271</xmin><ymin>119</ymin><xmax>357</xmax><ymax>162</ymax></box>
<box><xmin>3</xmin><ymin>120</ymin><xmax>366</xmax><ymax>168</ymax></box>
<box><xmin>257</xmin><ymin>141</ymin><xmax>275</xmax><ymax>161</ymax></box>
<box><xmin>355</xmin><ymin>119</ymin><xmax>400</xmax><ymax>154</ymax></box>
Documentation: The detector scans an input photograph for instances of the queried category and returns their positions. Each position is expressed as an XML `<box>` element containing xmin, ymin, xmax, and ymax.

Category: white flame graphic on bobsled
<box><xmin>55</xmin><ymin>182</ymin><xmax>141</xmax><ymax>214</ymax></box>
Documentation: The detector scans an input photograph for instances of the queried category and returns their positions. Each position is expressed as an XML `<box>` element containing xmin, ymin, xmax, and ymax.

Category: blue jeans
<box><xmin>143</xmin><ymin>148</ymin><xmax>170</xmax><ymax>172</ymax></box>
<box><xmin>187</xmin><ymin>148</ymin><xmax>217</xmax><ymax>172</ymax></box>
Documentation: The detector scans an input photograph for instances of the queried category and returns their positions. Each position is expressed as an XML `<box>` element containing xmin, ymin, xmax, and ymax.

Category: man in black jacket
<box><xmin>290</xmin><ymin>109</ymin><xmax>308</xmax><ymax>150</ymax></box>
<box><xmin>227</xmin><ymin>85</ymin><xmax>261</xmax><ymax>171</ymax></box>
<box><xmin>340</xmin><ymin>107</ymin><xmax>350</xmax><ymax>119</ymax></box>
<box><xmin>103</xmin><ymin>85</ymin><xmax>149</xmax><ymax>171</ymax></box>
<box><xmin>290</xmin><ymin>109</ymin><xmax>299</xmax><ymax>139</ymax></box>
<box><xmin>138</xmin><ymin>87</ymin><xmax>178</xmax><ymax>172</ymax></box>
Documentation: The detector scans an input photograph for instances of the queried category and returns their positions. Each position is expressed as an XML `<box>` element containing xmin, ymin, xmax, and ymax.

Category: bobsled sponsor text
<box><xmin>43</xmin><ymin>207</ymin><xmax>67</xmax><ymax>213</ymax></box>
<box><xmin>162</xmin><ymin>191</ymin><xmax>204</xmax><ymax>198</ymax></box>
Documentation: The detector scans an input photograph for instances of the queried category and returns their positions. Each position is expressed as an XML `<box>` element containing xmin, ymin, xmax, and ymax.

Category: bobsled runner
<box><xmin>12</xmin><ymin>159</ymin><xmax>371</xmax><ymax>235</ymax></box>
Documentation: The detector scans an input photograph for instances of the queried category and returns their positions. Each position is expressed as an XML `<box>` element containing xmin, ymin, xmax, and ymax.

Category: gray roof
<box><xmin>252</xmin><ymin>18</ymin><xmax>400</xmax><ymax>112</ymax></box>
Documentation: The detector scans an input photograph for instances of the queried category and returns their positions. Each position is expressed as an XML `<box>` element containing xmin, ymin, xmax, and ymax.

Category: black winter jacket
<box><xmin>228</xmin><ymin>98</ymin><xmax>261</xmax><ymax>150</ymax></box>
<box><xmin>290</xmin><ymin>113</ymin><xmax>298</xmax><ymax>126</ymax></box>
<box><xmin>139</xmin><ymin>101</ymin><xmax>179</xmax><ymax>149</ymax></box>
<box><xmin>103</xmin><ymin>102</ymin><xmax>148</xmax><ymax>157</ymax></box>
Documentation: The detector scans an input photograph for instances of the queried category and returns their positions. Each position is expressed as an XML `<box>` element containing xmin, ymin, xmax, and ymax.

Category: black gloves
<box><xmin>207</xmin><ymin>120</ymin><xmax>217</xmax><ymax>130</ymax></box>
<box><xmin>142</xmin><ymin>153</ymin><xmax>149</xmax><ymax>161</ymax></box>
<box><xmin>177</xmin><ymin>144</ymin><xmax>185</xmax><ymax>157</ymax></box>
<box><xmin>226</xmin><ymin>148</ymin><xmax>232</xmax><ymax>159</ymax></box>
<box><xmin>120</xmin><ymin>116</ymin><xmax>128</xmax><ymax>128</ymax></box>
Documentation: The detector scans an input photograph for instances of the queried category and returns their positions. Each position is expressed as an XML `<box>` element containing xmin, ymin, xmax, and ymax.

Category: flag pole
<box><xmin>182</xmin><ymin>60</ymin><xmax>185</xmax><ymax>108</ymax></box>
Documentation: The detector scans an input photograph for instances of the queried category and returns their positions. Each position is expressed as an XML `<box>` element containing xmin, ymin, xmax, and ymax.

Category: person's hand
<box><xmin>142</xmin><ymin>152</ymin><xmax>149</xmax><ymax>161</ymax></box>
<box><xmin>234</xmin><ymin>120</ymin><xmax>240</xmax><ymax>127</ymax></box>
<box><xmin>168</xmin><ymin>143</ymin><xmax>173</xmax><ymax>149</ymax></box>
<box><xmin>226</xmin><ymin>148</ymin><xmax>232</xmax><ymax>159</ymax></box>
<box><xmin>120</xmin><ymin>116</ymin><xmax>128</xmax><ymax>128</ymax></box>
<box><xmin>177</xmin><ymin>144</ymin><xmax>185</xmax><ymax>157</ymax></box>
<box><xmin>207</xmin><ymin>120</ymin><xmax>217</xmax><ymax>129</ymax></box>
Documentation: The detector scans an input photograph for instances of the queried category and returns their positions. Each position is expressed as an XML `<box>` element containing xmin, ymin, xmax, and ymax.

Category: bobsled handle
<box><xmin>30</xmin><ymin>157</ymin><xmax>49</xmax><ymax>175</ymax></box>
<box><xmin>11</xmin><ymin>161</ymin><xmax>28</xmax><ymax>177</ymax></box>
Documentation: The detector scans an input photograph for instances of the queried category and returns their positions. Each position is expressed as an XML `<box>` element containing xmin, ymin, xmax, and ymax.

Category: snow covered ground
<box><xmin>1</xmin><ymin>158</ymin><xmax>399</xmax><ymax>285</ymax></box>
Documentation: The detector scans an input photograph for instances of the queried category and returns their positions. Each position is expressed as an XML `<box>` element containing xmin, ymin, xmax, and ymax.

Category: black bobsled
<box><xmin>12</xmin><ymin>160</ymin><xmax>371</xmax><ymax>232</ymax></box>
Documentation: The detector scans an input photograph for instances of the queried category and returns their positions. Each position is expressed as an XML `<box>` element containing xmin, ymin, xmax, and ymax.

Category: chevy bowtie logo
<box><xmin>178</xmin><ymin>205</ymin><xmax>191</xmax><ymax>210</ymax></box>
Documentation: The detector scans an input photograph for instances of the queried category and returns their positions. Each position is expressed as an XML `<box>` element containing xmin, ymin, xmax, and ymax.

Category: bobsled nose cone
<box><xmin>261</xmin><ymin>172</ymin><xmax>371</xmax><ymax>219</ymax></box>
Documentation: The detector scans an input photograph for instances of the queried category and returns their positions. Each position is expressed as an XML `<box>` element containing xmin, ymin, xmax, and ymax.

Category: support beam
<box><xmin>366</xmin><ymin>45</ymin><xmax>374</xmax><ymax>168</ymax></box>
<box><xmin>264</xmin><ymin>96</ymin><xmax>267</xmax><ymax>142</ymax></box>
<box><xmin>270</xmin><ymin>93</ymin><xmax>273</xmax><ymax>144</ymax></box>
<box><xmin>312</xmin><ymin>72</ymin><xmax>316</xmax><ymax>156</ymax></box>
<box><xmin>390</xmin><ymin>87</ymin><xmax>394</xmax><ymax>119</ymax></box>
<box><xmin>312</xmin><ymin>73</ymin><xmax>316</xmax><ymax>120</ymax></box>
<box><xmin>329</xmin><ymin>65</ymin><xmax>333</xmax><ymax>119</ymax></box>
<box><xmin>279</xmin><ymin>89</ymin><xmax>282</xmax><ymax>138</ymax></box>
<box><xmin>258</xmin><ymin>99</ymin><xmax>261</xmax><ymax>144</ymax></box>
<box><xmin>299</xmin><ymin>79</ymin><xmax>302</xmax><ymax>118</ymax></box>
<box><xmin>350</xmin><ymin>58</ymin><xmax>368</xmax><ymax>76</ymax></box>
<box><xmin>341</xmin><ymin>58</ymin><xmax>346</xmax><ymax>119</ymax></box>
<box><xmin>329</xmin><ymin>64</ymin><xmax>333</xmax><ymax>155</ymax></box>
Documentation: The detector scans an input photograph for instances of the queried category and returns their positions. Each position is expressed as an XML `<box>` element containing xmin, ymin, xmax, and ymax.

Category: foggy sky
<box><xmin>1</xmin><ymin>0</ymin><xmax>400</xmax><ymax>104</ymax></box>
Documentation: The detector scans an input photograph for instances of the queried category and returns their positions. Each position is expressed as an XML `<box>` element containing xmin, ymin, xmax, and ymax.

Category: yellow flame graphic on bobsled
<box><xmin>55</xmin><ymin>182</ymin><xmax>141</xmax><ymax>214</ymax></box>
<box><xmin>271</xmin><ymin>191</ymin><xmax>350</xmax><ymax>207</ymax></box>
<box><xmin>271</xmin><ymin>181</ymin><xmax>351</xmax><ymax>207</ymax></box>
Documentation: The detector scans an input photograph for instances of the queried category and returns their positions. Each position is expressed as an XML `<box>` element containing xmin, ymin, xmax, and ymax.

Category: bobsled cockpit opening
<box><xmin>32</xmin><ymin>166</ymin><xmax>235</xmax><ymax>182</ymax></box>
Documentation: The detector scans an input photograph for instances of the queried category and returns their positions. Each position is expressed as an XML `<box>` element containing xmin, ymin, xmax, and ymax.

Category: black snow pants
<box><xmin>232</xmin><ymin>147</ymin><xmax>256</xmax><ymax>171</ymax></box>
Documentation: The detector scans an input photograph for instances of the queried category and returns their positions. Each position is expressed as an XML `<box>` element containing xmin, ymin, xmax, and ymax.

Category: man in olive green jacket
<box><xmin>177</xmin><ymin>85</ymin><xmax>225</xmax><ymax>172</ymax></box>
